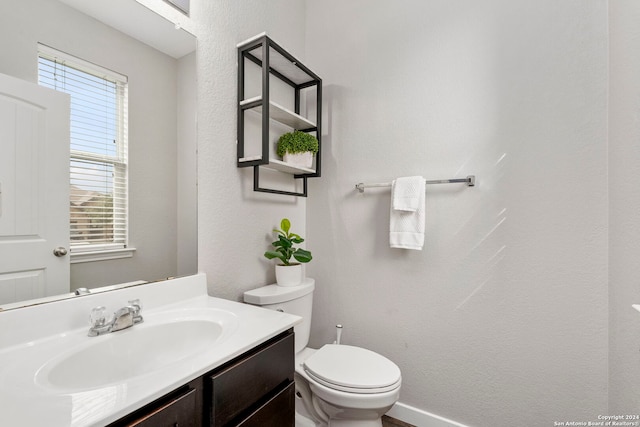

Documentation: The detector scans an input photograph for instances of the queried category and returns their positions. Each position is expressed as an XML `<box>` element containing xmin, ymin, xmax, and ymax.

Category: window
<box><xmin>38</xmin><ymin>45</ymin><xmax>129</xmax><ymax>256</ymax></box>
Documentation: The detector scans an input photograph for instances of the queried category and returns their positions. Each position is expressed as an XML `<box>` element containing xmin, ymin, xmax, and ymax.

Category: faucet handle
<box><xmin>128</xmin><ymin>299</ymin><xmax>142</xmax><ymax>312</ymax></box>
<box><xmin>90</xmin><ymin>306</ymin><xmax>107</xmax><ymax>327</ymax></box>
<box><xmin>128</xmin><ymin>299</ymin><xmax>143</xmax><ymax>324</ymax></box>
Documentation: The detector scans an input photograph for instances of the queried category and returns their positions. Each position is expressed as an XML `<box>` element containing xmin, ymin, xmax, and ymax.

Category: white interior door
<box><xmin>0</xmin><ymin>73</ymin><xmax>70</xmax><ymax>306</ymax></box>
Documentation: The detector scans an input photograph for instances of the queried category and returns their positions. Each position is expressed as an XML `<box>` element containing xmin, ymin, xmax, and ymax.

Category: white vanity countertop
<box><xmin>0</xmin><ymin>273</ymin><xmax>300</xmax><ymax>427</ymax></box>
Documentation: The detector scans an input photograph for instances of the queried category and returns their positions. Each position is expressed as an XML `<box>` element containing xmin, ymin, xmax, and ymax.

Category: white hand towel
<box><xmin>392</xmin><ymin>176</ymin><xmax>425</xmax><ymax>211</ymax></box>
<box><xmin>390</xmin><ymin>177</ymin><xmax>425</xmax><ymax>250</ymax></box>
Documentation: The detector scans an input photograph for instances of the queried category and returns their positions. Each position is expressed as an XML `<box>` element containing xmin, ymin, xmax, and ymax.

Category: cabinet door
<box><xmin>236</xmin><ymin>383</ymin><xmax>295</xmax><ymax>427</ymax></box>
<box><xmin>209</xmin><ymin>332</ymin><xmax>294</xmax><ymax>425</ymax></box>
<box><xmin>113</xmin><ymin>387</ymin><xmax>198</xmax><ymax>427</ymax></box>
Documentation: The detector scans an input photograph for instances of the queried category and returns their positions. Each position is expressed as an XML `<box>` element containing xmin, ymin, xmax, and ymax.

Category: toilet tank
<box><xmin>243</xmin><ymin>278</ymin><xmax>314</xmax><ymax>353</ymax></box>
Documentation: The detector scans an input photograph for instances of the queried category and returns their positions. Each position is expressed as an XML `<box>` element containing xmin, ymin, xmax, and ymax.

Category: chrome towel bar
<box><xmin>355</xmin><ymin>175</ymin><xmax>475</xmax><ymax>193</ymax></box>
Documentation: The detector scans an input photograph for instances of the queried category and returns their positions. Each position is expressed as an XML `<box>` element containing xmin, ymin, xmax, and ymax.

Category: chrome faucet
<box><xmin>88</xmin><ymin>299</ymin><xmax>144</xmax><ymax>337</ymax></box>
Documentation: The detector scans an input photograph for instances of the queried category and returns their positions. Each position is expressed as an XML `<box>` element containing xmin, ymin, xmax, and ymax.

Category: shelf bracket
<box><xmin>253</xmin><ymin>166</ymin><xmax>308</xmax><ymax>197</ymax></box>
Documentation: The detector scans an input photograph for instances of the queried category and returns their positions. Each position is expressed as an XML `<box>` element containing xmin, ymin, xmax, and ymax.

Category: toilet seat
<box><xmin>303</xmin><ymin>344</ymin><xmax>401</xmax><ymax>394</ymax></box>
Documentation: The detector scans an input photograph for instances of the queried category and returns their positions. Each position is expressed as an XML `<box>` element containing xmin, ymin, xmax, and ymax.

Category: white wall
<box><xmin>304</xmin><ymin>1</ymin><xmax>609</xmax><ymax>425</ymax></box>
<box><xmin>0</xmin><ymin>0</ymin><xmax>183</xmax><ymax>289</ymax></box>
<box><xmin>193</xmin><ymin>0</ymin><xmax>308</xmax><ymax>301</ymax></box>
<box><xmin>190</xmin><ymin>0</ymin><xmax>640</xmax><ymax>422</ymax></box>
<box><xmin>609</xmin><ymin>0</ymin><xmax>640</xmax><ymax>414</ymax></box>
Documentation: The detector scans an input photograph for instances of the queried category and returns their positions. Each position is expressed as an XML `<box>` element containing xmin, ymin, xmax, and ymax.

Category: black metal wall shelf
<box><xmin>237</xmin><ymin>33</ymin><xmax>322</xmax><ymax>197</ymax></box>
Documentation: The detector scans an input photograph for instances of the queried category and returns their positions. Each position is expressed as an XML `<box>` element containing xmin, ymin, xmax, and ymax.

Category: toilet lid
<box><xmin>303</xmin><ymin>344</ymin><xmax>401</xmax><ymax>394</ymax></box>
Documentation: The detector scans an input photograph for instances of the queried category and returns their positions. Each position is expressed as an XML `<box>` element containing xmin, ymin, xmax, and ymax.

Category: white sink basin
<box><xmin>0</xmin><ymin>273</ymin><xmax>301</xmax><ymax>427</ymax></box>
<box><xmin>35</xmin><ymin>308</ymin><xmax>238</xmax><ymax>391</ymax></box>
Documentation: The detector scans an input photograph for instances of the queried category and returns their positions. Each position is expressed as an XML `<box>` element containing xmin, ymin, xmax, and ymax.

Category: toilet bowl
<box><xmin>296</xmin><ymin>345</ymin><xmax>401</xmax><ymax>427</ymax></box>
<box><xmin>244</xmin><ymin>279</ymin><xmax>402</xmax><ymax>427</ymax></box>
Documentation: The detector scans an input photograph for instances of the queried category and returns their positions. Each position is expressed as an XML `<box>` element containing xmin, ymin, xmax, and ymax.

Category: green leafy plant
<box><xmin>276</xmin><ymin>130</ymin><xmax>319</xmax><ymax>157</ymax></box>
<box><xmin>264</xmin><ymin>218</ymin><xmax>312</xmax><ymax>266</ymax></box>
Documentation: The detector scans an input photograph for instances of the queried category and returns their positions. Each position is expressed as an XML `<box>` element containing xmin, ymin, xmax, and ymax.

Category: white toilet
<box><xmin>244</xmin><ymin>278</ymin><xmax>402</xmax><ymax>427</ymax></box>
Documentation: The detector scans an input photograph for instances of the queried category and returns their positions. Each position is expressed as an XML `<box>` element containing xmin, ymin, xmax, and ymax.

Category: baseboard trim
<box><xmin>386</xmin><ymin>402</ymin><xmax>469</xmax><ymax>427</ymax></box>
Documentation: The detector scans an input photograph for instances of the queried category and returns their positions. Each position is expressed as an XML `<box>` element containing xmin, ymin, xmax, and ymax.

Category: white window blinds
<box><xmin>37</xmin><ymin>45</ymin><xmax>129</xmax><ymax>252</ymax></box>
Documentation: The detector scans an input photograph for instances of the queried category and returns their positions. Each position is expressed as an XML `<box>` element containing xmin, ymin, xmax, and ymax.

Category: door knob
<box><xmin>53</xmin><ymin>247</ymin><xmax>68</xmax><ymax>257</ymax></box>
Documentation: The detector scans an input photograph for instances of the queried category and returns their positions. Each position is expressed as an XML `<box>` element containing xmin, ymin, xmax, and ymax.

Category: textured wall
<box><xmin>304</xmin><ymin>1</ymin><xmax>609</xmax><ymax>425</ymax></box>
<box><xmin>193</xmin><ymin>0</ymin><xmax>308</xmax><ymax>301</ymax></box>
<box><xmin>609</xmin><ymin>0</ymin><xmax>640</xmax><ymax>414</ymax></box>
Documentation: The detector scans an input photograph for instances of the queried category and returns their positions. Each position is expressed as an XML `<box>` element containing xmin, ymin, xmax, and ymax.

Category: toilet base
<box><xmin>296</xmin><ymin>410</ymin><xmax>321</xmax><ymax>427</ymax></box>
<box><xmin>295</xmin><ymin>411</ymin><xmax>382</xmax><ymax>427</ymax></box>
<box><xmin>326</xmin><ymin>419</ymin><xmax>382</xmax><ymax>427</ymax></box>
<box><xmin>313</xmin><ymin>393</ymin><xmax>387</xmax><ymax>427</ymax></box>
<box><xmin>295</xmin><ymin>380</ymin><xmax>385</xmax><ymax>427</ymax></box>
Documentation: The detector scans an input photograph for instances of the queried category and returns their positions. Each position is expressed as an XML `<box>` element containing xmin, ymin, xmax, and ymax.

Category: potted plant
<box><xmin>264</xmin><ymin>218</ymin><xmax>312</xmax><ymax>286</ymax></box>
<box><xmin>276</xmin><ymin>130</ymin><xmax>319</xmax><ymax>169</ymax></box>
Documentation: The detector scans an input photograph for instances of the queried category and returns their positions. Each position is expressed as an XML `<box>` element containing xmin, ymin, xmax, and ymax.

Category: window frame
<box><xmin>37</xmin><ymin>44</ymin><xmax>134</xmax><ymax>262</ymax></box>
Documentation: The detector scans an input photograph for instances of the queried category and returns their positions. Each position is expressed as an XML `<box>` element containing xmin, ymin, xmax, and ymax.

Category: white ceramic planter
<box><xmin>275</xmin><ymin>264</ymin><xmax>302</xmax><ymax>287</ymax></box>
<box><xmin>283</xmin><ymin>151</ymin><xmax>313</xmax><ymax>169</ymax></box>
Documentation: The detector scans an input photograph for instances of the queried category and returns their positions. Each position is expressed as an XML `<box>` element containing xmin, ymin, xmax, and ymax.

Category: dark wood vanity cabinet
<box><xmin>208</xmin><ymin>329</ymin><xmax>294</xmax><ymax>426</ymax></box>
<box><xmin>108</xmin><ymin>378</ymin><xmax>203</xmax><ymax>427</ymax></box>
<box><xmin>109</xmin><ymin>329</ymin><xmax>294</xmax><ymax>427</ymax></box>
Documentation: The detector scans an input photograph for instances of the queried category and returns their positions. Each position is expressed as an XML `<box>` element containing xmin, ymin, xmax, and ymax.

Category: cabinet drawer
<box><xmin>209</xmin><ymin>332</ymin><xmax>294</xmax><ymax>425</ymax></box>
<box><xmin>236</xmin><ymin>382</ymin><xmax>295</xmax><ymax>427</ymax></box>
<box><xmin>118</xmin><ymin>387</ymin><xmax>198</xmax><ymax>427</ymax></box>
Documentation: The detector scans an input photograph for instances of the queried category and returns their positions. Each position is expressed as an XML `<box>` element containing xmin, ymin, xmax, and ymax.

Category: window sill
<box><xmin>70</xmin><ymin>247</ymin><xmax>137</xmax><ymax>264</ymax></box>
